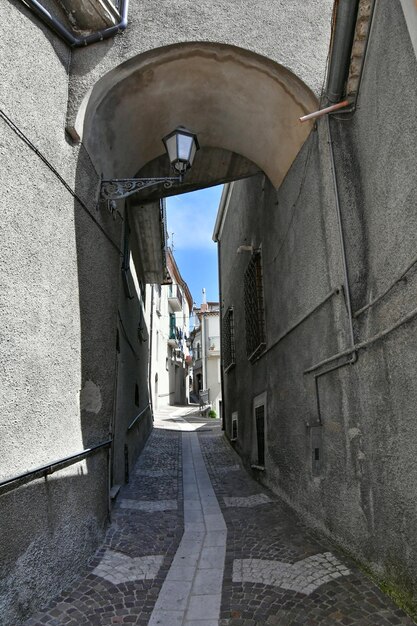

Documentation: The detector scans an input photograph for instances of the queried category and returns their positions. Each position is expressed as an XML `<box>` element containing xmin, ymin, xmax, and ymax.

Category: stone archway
<box><xmin>72</xmin><ymin>40</ymin><xmax>319</xmax><ymax>491</ymax></box>
<box><xmin>78</xmin><ymin>42</ymin><xmax>318</xmax><ymax>190</ymax></box>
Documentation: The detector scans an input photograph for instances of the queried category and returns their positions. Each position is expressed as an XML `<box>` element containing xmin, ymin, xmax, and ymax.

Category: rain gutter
<box><xmin>19</xmin><ymin>0</ymin><xmax>129</xmax><ymax>47</ymax></box>
<box><xmin>326</xmin><ymin>0</ymin><xmax>360</xmax><ymax>103</ymax></box>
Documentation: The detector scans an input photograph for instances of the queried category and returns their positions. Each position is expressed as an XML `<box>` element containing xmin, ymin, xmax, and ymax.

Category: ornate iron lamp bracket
<box><xmin>100</xmin><ymin>176</ymin><xmax>182</xmax><ymax>202</ymax></box>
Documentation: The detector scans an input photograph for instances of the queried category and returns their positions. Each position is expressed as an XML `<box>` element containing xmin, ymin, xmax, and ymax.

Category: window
<box><xmin>255</xmin><ymin>405</ymin><xmax>265</xmax><ymax>466</ymax></box>
<box><xmin>196</xmin><ymin>342</ymin><xmax>201</xmax><ymax>360</ymax></box>
<box><xmin>231</xmin><ymin>411</ymin><xmax>238</xmax><ymax>441</ymax></box>
<box><xmin>155</xmin><ymin>284</ymin><xmax>162</xmax><ymax>314</ymax></box>
<box><xmin>134</xmin><ymin>383</ymin><xmax>139</xmax><ymax>407</ymax></box>
<box><xmin>252</xmin><ymin>392</ymin><xmax>267</xmax><ymax>469</ymax></box>
<box><xmin>311</xmin><ymin>426</ymin><xmax>322</xmax><ymax>476</ymax></box>
<box><xmin>244</xmin><ymin>250</ymin><xmax>266</xmax><ymax>360</ymax></box>
<box><xmin>169</xmin><ymin>313</ymin><xmax>176</xmax><ymax>339</ymax></box>
<box><xmin>222</xmin><ymin>306</ymin><xmax>235</xmax><ymax>372</ymax></box>
<box><xmin>121</xmin><ymin>222</ymin><xmax>134</xmax><ymax>300</ymax></box>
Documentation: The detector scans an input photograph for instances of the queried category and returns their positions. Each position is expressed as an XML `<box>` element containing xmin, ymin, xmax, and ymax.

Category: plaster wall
<box><xmin>0</xmin><ymin>2</ymin><xmax>152</xmax><ymax>622</ymax></box>
<box><xmin>219</xmin><ymin>0</ymin><xmax>417</xmax><ymax>604</ymax></box>
<box><xmin>112</xmin><ymin>258</ymin><xmax>152</xmax><ymax>487</ymax></box>
<box><xmin>67</xmin><ymin>0</ymin><xmax>334</xmax><ymax>133</ymax></box>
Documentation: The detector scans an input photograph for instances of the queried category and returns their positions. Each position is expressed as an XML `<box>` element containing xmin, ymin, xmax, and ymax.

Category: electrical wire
<box><xmin>0</xmin><ymin>108</ymin><xmax>123</xmax><ymax>256</ymax></box>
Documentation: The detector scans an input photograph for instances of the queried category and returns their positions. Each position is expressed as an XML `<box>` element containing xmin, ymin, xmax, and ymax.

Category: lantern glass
<box><xmin>164</xmin><ymin>133</ymin><xmax>178</xmax><ymax>166</ymax></box>
<box><xmin>162</xmin><ymin>127</ymin><xmax>199</xmax><ymax>175</ymax></box>
<box><xmin>177</xmin><ymin>133</ymin><xmax>193</xmax><ymax>161</ymax></box>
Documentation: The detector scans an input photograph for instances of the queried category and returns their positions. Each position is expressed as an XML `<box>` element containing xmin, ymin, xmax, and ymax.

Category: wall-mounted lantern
<box><xmin>99</xmin><ymin>126</ymin><xmax>199</xmax><ymax>205</ymax></box>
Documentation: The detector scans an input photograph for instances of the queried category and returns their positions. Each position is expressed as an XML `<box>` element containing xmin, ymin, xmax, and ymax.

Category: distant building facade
<box><xmin>149</xmin><ymin>249</ymin><xmax>193</xmax><ymax>409</ymax></box>
<box><xmin>191</xmin><ymin>294</ymin><xmax>222</xmax><ymax>416</ymax></box>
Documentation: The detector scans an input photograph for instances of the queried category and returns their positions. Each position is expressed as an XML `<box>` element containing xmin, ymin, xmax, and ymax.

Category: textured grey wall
<box><xmin>0</xmin><ymin>1</ymin><xmax>150</xmax><ymax>623</ymax></box>
<box><xmin>67</xmin><ymin>0</ymin><xmax>333</xmax><ymax>132</ymax></box>
<box><xmin>219</xmin><ymin>0</ymin><xmax>417</xmax><ymax>605</ymax></box>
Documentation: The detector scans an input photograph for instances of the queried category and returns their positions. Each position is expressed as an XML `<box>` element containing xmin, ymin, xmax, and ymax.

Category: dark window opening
<box><xmin>255</xmin><ymin>404</ymin><xmax>265</xmax><ymax>466</ymax></box>
<box><xmin>135</xmin><ymin>383</ymin><xmax>139</xmax><ymax>407</ymax></box>
<box><xmin>311</xmin><ymin>426</ymin><xmax>322</xmax><ymax>476</ymax></box>
<box><xmin>169</xmin><ymin>313</ymin><xmax>176</xmax><ymax>340</ymax></box>
<box><xmin>231</xmin><ymin>413</ymin><xmax>238</xmax><ymax>440</ymax></box>
<box><xmin>116</xmin><ymin>329</ymin><xmax>120</xmax><ymax>353</ymax></box>
<box><xmin>244</xmin><ymin>250</ymin><xmax>266</xmax><ymax>360</ymax></box>
<box><xmin>222</xmin><ymin>306</ymin><xmax>236</xmax><ymax>372</ymax></box>
<box><xmin>122</xmin><ymin>221</ymin><xmax>134</xmax><ymax>299</ymax></box>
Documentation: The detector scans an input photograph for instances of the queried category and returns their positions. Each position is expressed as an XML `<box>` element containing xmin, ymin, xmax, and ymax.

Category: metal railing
<box><xmin>127</xmin><ymin>403</ymin><xmax>152</xmax><ymax>431</ymax></box>
<box><xmin>0</xmin><ymin>439</ymin><xmax>112</xmax><ymax>497</ymax></box>
<box><xmin>168</xmin><ymin>284</ymin><xmax>183</xmax><ymax>307</ymax></box>
<box><xmin>199</xmin><ymin>389</ymin><xmax>209</xmax><ymax>407</ymax></box>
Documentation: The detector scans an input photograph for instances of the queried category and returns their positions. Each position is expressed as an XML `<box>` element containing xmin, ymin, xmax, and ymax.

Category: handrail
<box><xmin>0</xmin><ymin>439</ymin><xmax>112</xmax><ymax>496</ymax></box>
<box><xmin>127</xmin><ymin>403</ymin><xmax>151</xmax><ymax>431</ymax></box>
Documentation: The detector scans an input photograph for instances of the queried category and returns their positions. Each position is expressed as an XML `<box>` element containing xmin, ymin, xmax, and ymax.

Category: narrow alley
<box><xmin>24</xmin><ymin>408</ymin><xmax>415</xmax><ymax>626</ymax></box>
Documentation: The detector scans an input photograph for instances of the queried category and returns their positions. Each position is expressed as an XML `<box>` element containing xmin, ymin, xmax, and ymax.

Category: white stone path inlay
<box><xmin>149</xmin><ymin>432</ymin><xmax>227</xmax><ymax>626</ymax></box>
<box><xmin>233</xmin><ymin>552</ymin><xmax>351</xmax><ymax>596</ymax></box>
<box><xmin>120</xmin><ymin>499</ymin><xmax>177</xmax><ymax>512</ymax></box>
<box><xmin>223</xmin><ymin>493</ymin><xmax>271</xmax><ymax>507</ymax></box>
<box><xmin>92</xmin><ymin>551</ymin><xmax>164</xmax><ymax>585</ymax></box>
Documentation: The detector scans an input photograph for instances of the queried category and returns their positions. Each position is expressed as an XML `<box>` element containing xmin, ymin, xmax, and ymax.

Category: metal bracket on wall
<box><xmin>99</xmin><ymin>177</ymin><xmax>182</xmax><ymax>203</ymax></box>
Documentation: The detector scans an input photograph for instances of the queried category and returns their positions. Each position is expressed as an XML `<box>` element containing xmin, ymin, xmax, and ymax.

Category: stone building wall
<box><xmin>1</xmin><ymin>2</ymin><xmax>146</xmax><ymax>623</ymax></box>
<box><xmin>218</xmin><ymin>0</ymin><xmax>417</xmax><ymax>605</ymax></box>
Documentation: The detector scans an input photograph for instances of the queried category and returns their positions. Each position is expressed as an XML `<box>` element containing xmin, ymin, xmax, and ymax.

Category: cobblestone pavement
<box><xmin>25</xmin><ymin>428</ymin><xmax>183</xmax><ymax>626</ymax></box>
<box><xmin>198</xmin><ymin>430</ymin><xmax>416</xmax><ymax>626</ymax></box>
<box><xmin>24</xmin><ymin>407</ymin><xmax>416</xmax><ymax>625</ymax></box>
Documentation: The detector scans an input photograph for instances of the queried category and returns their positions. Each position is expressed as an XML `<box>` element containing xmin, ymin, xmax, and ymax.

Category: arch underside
<box><xmin>81</xmin><ymin>42</ymin><xmax>318</xmax><ymax>191</ymax></box>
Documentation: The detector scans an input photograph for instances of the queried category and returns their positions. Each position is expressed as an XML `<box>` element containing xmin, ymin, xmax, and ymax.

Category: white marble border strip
<box><xmin>149</xmin><ymin>432</ymin><xmax>227</xmax><ymax>626</ymax></box>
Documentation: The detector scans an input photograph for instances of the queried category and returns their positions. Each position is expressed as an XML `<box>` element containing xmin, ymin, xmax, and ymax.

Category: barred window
<box><xmin>222</xmin><ymin>307</ymin><xmax>235</xmax><ymax>372</ymax></box>
<box><xmin>244</xmin><ymin>250</ymin><xmax>266</xmax><ymax>360</ymax></box>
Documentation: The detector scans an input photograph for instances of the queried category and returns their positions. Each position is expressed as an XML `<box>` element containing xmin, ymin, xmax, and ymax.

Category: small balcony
<box><xmin>168</xmin><ymin>284</ymin><xmax>183</xmax><ymax>312</ymax></box>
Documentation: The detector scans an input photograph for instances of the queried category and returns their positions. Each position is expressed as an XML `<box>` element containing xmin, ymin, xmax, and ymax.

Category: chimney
<box><xmin>201</xmin><ymin>287</ymin><xmax>208</xmax><ymax>312</ymax></box>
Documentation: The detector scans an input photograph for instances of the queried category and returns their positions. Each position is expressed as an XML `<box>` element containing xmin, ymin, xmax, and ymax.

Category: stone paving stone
<box><xmin>199</xmin><ymin>431</ymin><xmax>416</xmax><ymax>626</ymax></box>
<box><xmin>120</xmin><ymin>498</ymin><xmax>177</xmax><ymax>512</ymax></box>
<box><xmin>232</xmin><ymin>553</ymin><xmax>350</xmax><ymax>595</ymax></box>
<box><xmin>92</xmin><ymin>551</ymin><xmax>165</xmax><ymax>584</ymax></box>
<box><xmin>23</xmin><ymin>430</ymin><xmax>183</xmax><ymax>626</ymax></box>
<box><xmin>22</xmin><ymin>421</ymin><xmax>417</xmax><ymax>626</ymax></box>
<box><xmin>223</xmin><ymin>494</ymin><xmax>272</xmax><ymax>508</ymax></box>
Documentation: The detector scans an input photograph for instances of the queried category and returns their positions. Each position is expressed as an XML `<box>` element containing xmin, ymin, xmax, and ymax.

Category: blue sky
<box><xmin>166</xmin><ymin>185</ymin><xmax>223</xmax><ymax>311</ymax></box>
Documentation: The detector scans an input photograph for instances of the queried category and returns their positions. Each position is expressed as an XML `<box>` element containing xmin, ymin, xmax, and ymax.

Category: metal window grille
<box><xmin>222</xmin><ymin>307</ymin><xmax>235</xmax><ymax>372</ymax></box>
<box><xmin>244</xmin><ymin>251</ymin><xmax>266</xmax><ymax>360</ymax></box>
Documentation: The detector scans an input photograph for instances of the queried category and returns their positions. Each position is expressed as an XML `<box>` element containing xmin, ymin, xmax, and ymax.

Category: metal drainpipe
<box><xmin>217</xmin><ymin>241</ymin><xmax>226</xmax><ymax>430</ymax></box>
<box><xmin>326</xmin><ymin>115</ymin><xmax>356</xmax><ymax>354</ymax></box>
<box><xmin>20</xmin><ymin>0</ymin><xmax>129</xmax><ymax>47</ymax></box>
<box><xmin>310</xmin><ymin>115</ymin><xmax>357</xmax><ymax>426</ymax></box>
<box><xmin>327</xmin><ymin>0</ymin><xmax>360</xmax><ymax>103</ymax></box>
